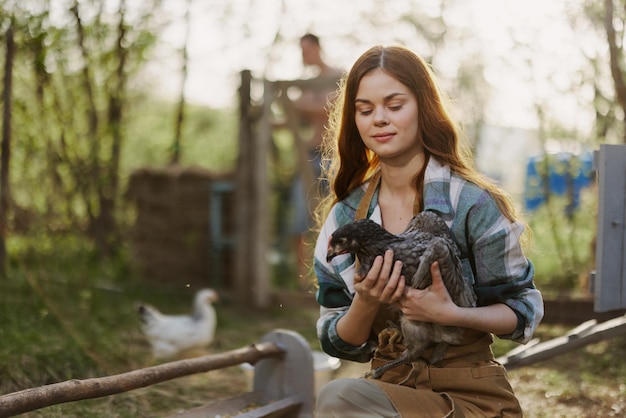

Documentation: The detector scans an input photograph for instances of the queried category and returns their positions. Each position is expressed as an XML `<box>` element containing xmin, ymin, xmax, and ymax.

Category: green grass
<box><xmin>0</xmin><ymin>233</ymin><xmax>318</xmax><ymax>417</ymax></box>
<box><xmin>526</xmin><ymin>189</ymin><xmax>597</xmax><ymax>295</ymax></box>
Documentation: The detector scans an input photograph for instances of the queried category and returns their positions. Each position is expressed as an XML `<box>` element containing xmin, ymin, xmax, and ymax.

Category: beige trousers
<box><xmin>316</xmin><ymin>378</ymin><xmax>401</xmax><ymax>418</ymax></box>
<box><xmin>315</xmin><ymin>361</ymin><xmax>521</xmax><ymax>418</ymax></box>
<box><xmin>316</xmin><ymin>330</ymin><xmax>522</xmax><ymax>418</ymax></box>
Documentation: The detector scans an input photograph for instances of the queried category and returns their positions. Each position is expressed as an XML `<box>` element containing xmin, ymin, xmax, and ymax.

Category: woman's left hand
<box><xmin>397</xmin><ymin>261</ymin><xmax>460</xmax><ymax>326</ymax></box>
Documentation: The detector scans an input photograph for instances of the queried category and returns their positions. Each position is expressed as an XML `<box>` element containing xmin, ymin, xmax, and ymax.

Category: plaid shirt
<box><xmin>314</xmin><ymin>158</ymin><xmax>544</xmax><ymax>362</ymax></box>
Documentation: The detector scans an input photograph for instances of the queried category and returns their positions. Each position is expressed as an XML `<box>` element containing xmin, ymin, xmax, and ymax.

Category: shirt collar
<box><xmin>423</xmin><ymin>157</ymin><xmax>454</xmax><ymax>215</ymax></box>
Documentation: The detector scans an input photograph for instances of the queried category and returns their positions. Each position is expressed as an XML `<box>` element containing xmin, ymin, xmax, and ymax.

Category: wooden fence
<box><xmin>0</xmin><ymin>330</ymin><xmax>314</xmax><ymax>418</ymax></box>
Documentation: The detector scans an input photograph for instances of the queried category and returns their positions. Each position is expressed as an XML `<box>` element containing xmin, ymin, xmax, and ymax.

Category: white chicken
<box><xmin>138</xmin><ymin>288</ymin><xmax>219</xmax><ymax>359</ymax></box>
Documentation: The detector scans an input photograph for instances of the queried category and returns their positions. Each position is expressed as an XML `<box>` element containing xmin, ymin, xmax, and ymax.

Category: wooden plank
<box><xmin>171</xmin><ymin>392</ymin><xmax>303</xmax><ymax>418</ymax></box>
<box><xmin>497</xmin><ymin>314</ymin><xmax>626</xmax><ymax>370</ymax></box>
<box><xmin>542</xmin><ymin>298</ymin><xmax>626</xmax><ymax>324</ymax></box>
<box><xmin>170</xmin><ymin>392</ymin><xmax>264</xmax><ymax>417</ymax></box>
<box><xmin>238</xmin><ymin>395</ymin><xmax>303</xmax><ymax>418</ymax></box>
<box><xmin>250</xmin><ymin>79</ymin><xmax>273</xmax><ymax>308</ymax></box>
<box><xmin>594</xmin><ymin>144</ymin><xmax>626</xmax><ymax>311</ymax></box>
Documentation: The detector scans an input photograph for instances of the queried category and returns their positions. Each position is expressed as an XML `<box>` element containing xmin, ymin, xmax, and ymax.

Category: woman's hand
<box><xmin>354</xmin><ymin>249</ymin><xmax>406</xmax><ymax>305</ymax></box>
<box><xmin>336</xmin><ymin>250</ymin><xmax>406</xmax><ymax>346</ymax></box>
<box><xmin>397</xmin><ymin>261</ymin><xmax>461</xmax><ymax>325</ymax></box>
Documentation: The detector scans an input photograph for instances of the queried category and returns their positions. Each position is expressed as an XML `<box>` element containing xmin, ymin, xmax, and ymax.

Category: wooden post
<box><xmin>235</xmin><ymin>70</ymin><xmax>271</xmax><ymax>308</ymax></box>
<box><xmin>234</xmin><ymin>70</ymin><xmax>253</xmax><ymax>306</ymax></box>
<box><xmin>594</xmin><ymin>144</ymin><xmax>626</xmax><ymax>312</ymax></box>
<box><xmin>252</xmin><ymin>79</ymin><xmax>272</xmax><ymax>308</ymax></box>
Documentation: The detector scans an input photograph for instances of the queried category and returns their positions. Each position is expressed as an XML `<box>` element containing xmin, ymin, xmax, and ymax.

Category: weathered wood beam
<box><xmin>0</xmin><ymin>342</ymin><xmax>284</xmax><ymax>418</ymax></box>
<box><xmin>498</xmin><ymin>314</ymin><xmax>626</xmax><ymax>370</ymax></box>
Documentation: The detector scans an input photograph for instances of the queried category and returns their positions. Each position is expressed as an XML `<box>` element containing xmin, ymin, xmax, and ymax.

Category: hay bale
<box><xmin>126</xmin><ymin>165</ymin><xmax>235</xmax><ymax>288</ymax></box>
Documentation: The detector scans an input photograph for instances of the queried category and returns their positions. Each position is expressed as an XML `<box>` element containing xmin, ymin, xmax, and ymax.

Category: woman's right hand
<box><xmin>336</xmin><ymin>250</ymin><xmax>406</xmax><ymax>347</ymax></box>
<box><xmin>354</xmin><ymin>249</ymin><xmax>406</xmax><ymax>305</ymax></box>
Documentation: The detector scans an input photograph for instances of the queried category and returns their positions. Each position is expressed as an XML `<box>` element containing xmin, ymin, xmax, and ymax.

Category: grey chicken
<box><xmin>326</xmin><ymin>211</ymin><xmax>477</xmax><ymax>379</ymax></box>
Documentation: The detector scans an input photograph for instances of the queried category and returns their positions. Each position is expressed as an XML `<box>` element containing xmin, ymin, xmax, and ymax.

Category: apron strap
<box><xmin>355</xmin><ymin>170</ymin><xmax>381</xmax><ymax>221</ymax></box>
<box><xmin>354</xmin><ymin>169</ymin><xmax>421</xmax><ymax>221</ymax></box>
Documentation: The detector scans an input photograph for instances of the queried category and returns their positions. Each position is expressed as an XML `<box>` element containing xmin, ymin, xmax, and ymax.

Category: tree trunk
<box><xmin>71</xmin><ymin>0</ymin><xmax>127</xmax><ymax>256</ymax></box>
<box><xmin>0</xmin><ymin>22</ymin><xmax>15</xmax><ymax>274</ymax></box>
<box><xmin>171</xmin><ymin>0</ymin><xmax>193</xmax><ymax>165</ymax></box>
<box><xmin>604</xmin><ymin>0</ymin><xmax>626</xmax><ymax>143</ymax></box>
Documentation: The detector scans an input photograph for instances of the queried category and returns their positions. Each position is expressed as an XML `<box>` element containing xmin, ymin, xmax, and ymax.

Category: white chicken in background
<box><xmin>138</xmin><ymin>288</ymin><xmax>219</xmax><ymax>359</ymax></box>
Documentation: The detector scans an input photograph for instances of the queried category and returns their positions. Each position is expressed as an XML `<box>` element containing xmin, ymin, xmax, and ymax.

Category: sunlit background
<box><xmin>149</xmin><ymin>0</ymin><xmax>595</xmax><ymax>130</ymax></box>
<box><xmin>1</xmin><ymin>1</ymin><xmax>625</xmax><ymax>416</ymax></box>
<box><xmin>127</xmin><ymin>0</ymin><xmax>608</xmax><ymax>205</ymax></box>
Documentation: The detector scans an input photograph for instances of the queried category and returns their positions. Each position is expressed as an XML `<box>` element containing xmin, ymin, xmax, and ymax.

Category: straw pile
<box><xmin>126</xmin><ymin>165</ymin><xmax>235</xmax><ymax>288</ymax></box>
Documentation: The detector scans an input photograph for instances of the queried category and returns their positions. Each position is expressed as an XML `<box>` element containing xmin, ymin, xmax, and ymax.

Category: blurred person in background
<box><xmin>290</xmin><ymin>33</ymin><xmax>343</xmax><ymax>290</ymax></box>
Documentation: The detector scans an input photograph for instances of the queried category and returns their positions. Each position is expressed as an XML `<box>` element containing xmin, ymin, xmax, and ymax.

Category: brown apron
<box><xmin>355</xmin><ymin>172</ymin><xmax>522</xmax><ymax>417</ymax></box>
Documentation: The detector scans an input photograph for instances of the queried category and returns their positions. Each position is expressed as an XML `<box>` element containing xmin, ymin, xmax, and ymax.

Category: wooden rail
<box><xmin>497</xmin><ymin>314</ymin><xmax>626</xmax><ymax>370</ymax></box>
<box><xmin>0</xmin><ymin>330</ymin><xmax>314</xmax><ymax>418</ymax></box>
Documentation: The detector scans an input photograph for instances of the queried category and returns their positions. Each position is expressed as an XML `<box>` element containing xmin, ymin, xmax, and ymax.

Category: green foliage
<box><xmin>0</xmin><ymin>1</ymin><xmax>181</xmax><ymax>252</ymax></box>
<box><xmin>123</xmin><ymin>98</ymin><xmax>238</xmax><ymax>174</ymax></box>
<box><xmin>526</xmin><ymin>188</ymin><xmax>597</xmax><ymax>295</ymax></box>
<box><xmin>0</xmin><ymin>1</ymin><xmax>240</xmax><ymax>245</ymax></box>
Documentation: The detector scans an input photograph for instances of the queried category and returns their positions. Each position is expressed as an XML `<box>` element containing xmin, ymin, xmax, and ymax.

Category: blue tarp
<box><xmin>524</xmin><ymin>151</ymin><xmax>594</xmax><ymax>215</ymax></box>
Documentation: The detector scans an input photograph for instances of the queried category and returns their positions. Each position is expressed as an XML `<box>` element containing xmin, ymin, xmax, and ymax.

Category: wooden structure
<box><xmin>234</xmin><ymin>71</ymin><xmax>339</xmax><ymax>307</ymax></box>
<box><xmin>233</xmin><ymin>70</ymin><xmax>270</xmax><ymax>308</ymax></box>
<box><xmin>593</xmin><ymin>143</ymin><xmax>626</xmax><ymax>312</ymax></box>
<box><xmin>173</xmin><ymin>330</ymin><xmax>314</xmax><ymax>418</ymax></box>
<box><xmin>497</xmin><ymin>314</ymin><xmax>626</xmax><ymax>370</ymax></box>
<box><xmin>0</xmin><ymin>330</ymin><xmax>314</xmax><ymax>418</ymax></box>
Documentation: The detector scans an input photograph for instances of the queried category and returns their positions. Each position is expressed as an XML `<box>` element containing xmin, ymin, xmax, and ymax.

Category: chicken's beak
<box><xmin>326</xmin><ymin>247</ymin><xmax>339</xmax><ymax>263</ymax></box>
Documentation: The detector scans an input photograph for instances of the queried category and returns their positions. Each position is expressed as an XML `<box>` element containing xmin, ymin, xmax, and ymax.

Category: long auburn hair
<box><xmin>315</xmin><ymin>45</ymin><xmax>521</xmax><ymax>229</ymax></box>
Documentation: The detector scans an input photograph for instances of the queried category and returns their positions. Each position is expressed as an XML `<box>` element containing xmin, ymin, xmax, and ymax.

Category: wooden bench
<box><xmin>170</xmin><ymin>329</ymin><xmax>314</xmax><ymax>418</ymax></box>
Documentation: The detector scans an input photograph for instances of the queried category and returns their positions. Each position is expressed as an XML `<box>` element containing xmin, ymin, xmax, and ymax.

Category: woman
<box><xmin>313</xmin><ymin>45</ymin><xmax>544</xmax><ymax>417</ymax></box>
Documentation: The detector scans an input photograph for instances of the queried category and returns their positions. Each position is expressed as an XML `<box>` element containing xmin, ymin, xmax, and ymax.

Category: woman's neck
<box><xmin>377</xmin><ymin>154</ymin><xmax>426</xmax><ymax>234</ymax></box>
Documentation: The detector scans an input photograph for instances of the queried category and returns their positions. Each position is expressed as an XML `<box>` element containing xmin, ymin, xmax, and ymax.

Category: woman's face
<box><xmin>354</xmin><ymin>68</ymin><xmax>422</xmax><ymax>162</ymax></box>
